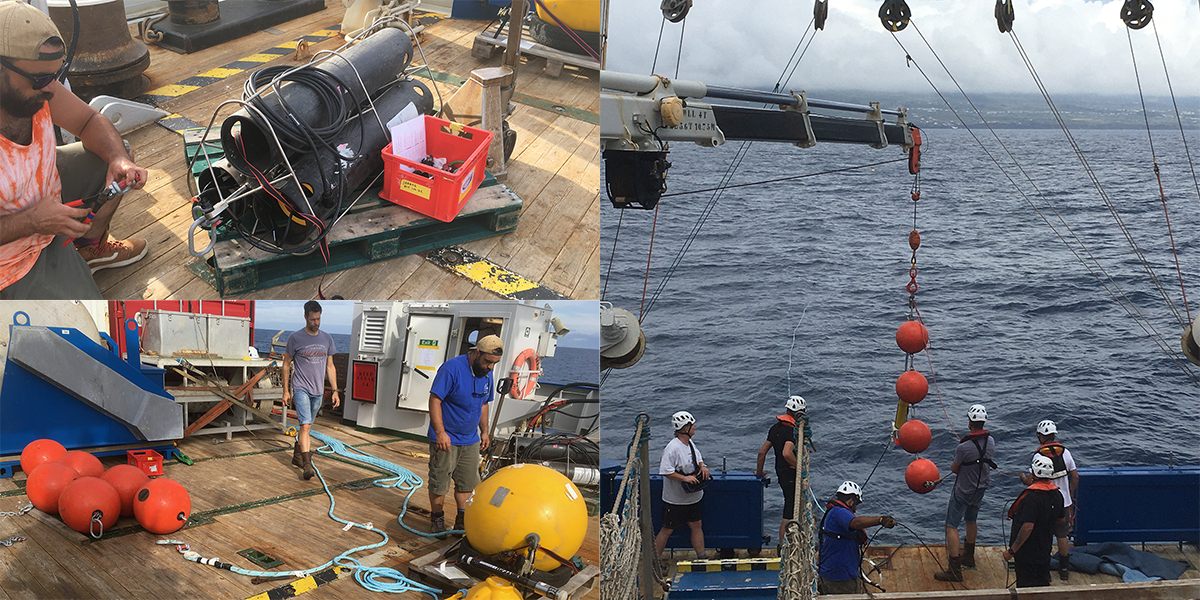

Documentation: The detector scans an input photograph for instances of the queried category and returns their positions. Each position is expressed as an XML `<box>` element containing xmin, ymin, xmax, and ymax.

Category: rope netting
<box><xmin>777</xmin><ymin>422</ymin><xmax>816</xmax><ymax>600</ymax></box>
<box><xmin>600</xmin><ymin>416</ymin><xmax>649</xmax><ymax>599</ymax></box>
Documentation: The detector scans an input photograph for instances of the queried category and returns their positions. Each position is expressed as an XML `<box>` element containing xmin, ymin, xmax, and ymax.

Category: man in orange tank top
<box><xmin>0</xmin><ymin>1</ymin><xmax>148</xmax><ymax>298</ymax></box>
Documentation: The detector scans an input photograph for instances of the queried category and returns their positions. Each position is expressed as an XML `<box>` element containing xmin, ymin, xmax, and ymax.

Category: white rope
<box><xmin>778</xmin><ymin>424</ymin><xmax>815</xmax><ymax>600</ymax></box>
<box><xmin>600</xmin><ymin>417</ymin><xmax>647</xmax><ymax>599</ymax></box>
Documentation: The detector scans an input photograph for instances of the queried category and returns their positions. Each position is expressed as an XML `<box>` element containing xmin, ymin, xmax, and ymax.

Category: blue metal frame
<box><xmin>1074</xmin><ymin>466</ymin><xmax>1200</xmax><ymax>544</ymax></box>
<box><xmin>602</xmin><ymin>466</ymin><xmax>769</xmax><ymax>551</ymax></box>
<box><xmin>0</xmin><ymin>315</ymin><xmax>175</xmax><ymax>478</ymax></box>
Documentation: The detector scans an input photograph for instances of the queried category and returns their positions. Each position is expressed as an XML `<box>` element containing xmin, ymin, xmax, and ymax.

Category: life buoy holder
<box><xmin>510</xmin><ymin>348</ymin><xmax>540</xmax><ymax>399</ymax></box>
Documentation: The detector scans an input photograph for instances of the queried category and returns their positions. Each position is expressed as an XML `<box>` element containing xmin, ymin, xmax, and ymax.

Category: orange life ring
<box><xmin>509</xmin><ymin>348</ymin><xmax>540</xmax><ymax>399</ymax></box>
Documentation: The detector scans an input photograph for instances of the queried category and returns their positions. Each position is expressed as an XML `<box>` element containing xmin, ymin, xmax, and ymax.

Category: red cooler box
<box><xmin>381</xmin><ymin>116</ymin><xmax>493</xmax><ymax>222</ymax></box>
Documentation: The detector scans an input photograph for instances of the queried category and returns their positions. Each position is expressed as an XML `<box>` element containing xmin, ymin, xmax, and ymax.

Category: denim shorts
<box><xmin>945</xmin><ymin>487</ymin><xmax>987</xmax><ymax>528</ymax></box>
<box><xmin>294</xmin><ymin>388</ymin><xmax>323</xmax><ymax>425</ymax></box>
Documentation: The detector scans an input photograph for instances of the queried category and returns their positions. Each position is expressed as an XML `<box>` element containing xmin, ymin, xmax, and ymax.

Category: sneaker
<box><xmin>430</xmin><ymin>514</ymin><xmax>446</xmax><ymax>534</ymax></box>
<box><xmin>77</xmin><ymin>233</ymin><xmax>148</xmax><ymax>274</ymax></box>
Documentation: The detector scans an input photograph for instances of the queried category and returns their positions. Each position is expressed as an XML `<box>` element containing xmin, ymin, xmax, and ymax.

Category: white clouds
<box><xmin>606</xmin><ymin>0</ymin><xmax>1199</xmax><ymax>96</ymax></box>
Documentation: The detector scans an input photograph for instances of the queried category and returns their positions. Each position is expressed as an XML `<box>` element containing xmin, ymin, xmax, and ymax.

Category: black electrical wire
<box><xmin>221</xmin><ymin>63</ymin><xmax>368</xmax><ymax>255</ymax></box>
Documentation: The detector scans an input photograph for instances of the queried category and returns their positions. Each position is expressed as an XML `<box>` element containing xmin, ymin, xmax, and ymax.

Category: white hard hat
<box><xmin>1031</xmin><ymin>454</ymin><xmax>1055</xmax><ymax>479</ymax></box>
<box><xmin>1036</xmin><ymin>419</ymin><xmax>1057</xmax><ymax>436</ymax></box>
<box><xmin>786</xmin><ymin>395</ymin><xmax>806</xmax><ymax>413</ymax></box>
<box><xmin>672</xmin><ymin>411</ymin><xmax>696</xmax><ymax>432</ymax></box>
<box><xmin>836</xmin><ymin>480</ymin><xmax>863</xmax><ymax>501</ymax></box>
<box><xmin>967</xmin><ymin>404</ymin><xmax>987</xmax><ymax>423</ymax></box>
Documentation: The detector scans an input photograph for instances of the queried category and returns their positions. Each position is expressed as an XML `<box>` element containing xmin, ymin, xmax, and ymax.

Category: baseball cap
<box><xmin>472</xmin><ymin>334</ymin><xmax>504</xmax><ymax>356</ymax></box>
<box><xmin>0</xmin><ymin>1</ymin><xmax>64</xmax><ymax>61</ymax></box>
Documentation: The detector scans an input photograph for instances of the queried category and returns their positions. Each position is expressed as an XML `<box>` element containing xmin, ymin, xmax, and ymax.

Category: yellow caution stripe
<box><xmin>427</xmin><ymin>246</ymin><xmax>566</xmax><ymax>300</ymax></box>
<box><xmin>243</xmin><ymin>565</ymin><xmax>353</xmax><ymax>600</ymax></box>
<box><xmin>137</xmin><ymin>26</ymin><xmax>341</xmax><ymax>112</ymax></box>
<box><xmin>677</xmin><ymin>557</ymin><xmax>781</xmax><ymax>572</ymax></box>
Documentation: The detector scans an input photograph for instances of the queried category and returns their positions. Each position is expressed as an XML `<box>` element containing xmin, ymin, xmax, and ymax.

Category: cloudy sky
<box><xmin>255</xmin><ymin>300</ymin><xmax>599</xmax><ymax>348</ymax></box>
<box><xmin>606</xmin><ymin>0</ymin><xmax>1200</xmax><ymax>97</ymax></box>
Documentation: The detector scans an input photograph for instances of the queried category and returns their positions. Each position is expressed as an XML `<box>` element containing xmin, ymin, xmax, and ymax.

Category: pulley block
<box><xmin>995</xmin><ymin>0</ymin><xmax>1014</xmax><ymax>33</ymax></box>
<box><xmin>661</xmin><ymin>0</ymin><xmax>692</xmax><ymax>23</ymax></box>
<box><xmin>814</xmin><ymin>0</ymin><xmax>829</xmax><ymax>30</ymax></box>
<box><xmin>878</xmin><ymin>0</ymin><xmax>911</xmax><ymax>32</ymax></box>
<box><xmin>1120</xmin><ymin>0</ymin><xmax>1153</xmax><ymax>29</ymax></box>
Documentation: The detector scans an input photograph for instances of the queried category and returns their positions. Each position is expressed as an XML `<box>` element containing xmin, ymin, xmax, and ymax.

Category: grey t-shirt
<box><xmin>954</xmin><ymin>434</ymin><xmax>995</xmax><ymax>496</ymax></box>
<box><xmin>285</xmin><ymin>329</ymin><xmax>335</xmax><ymax>395</ymax></box>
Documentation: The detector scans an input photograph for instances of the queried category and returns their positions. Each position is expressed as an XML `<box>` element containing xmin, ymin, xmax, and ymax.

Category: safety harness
<box><xmin>958</xmin><ymin>430</ymin><xmax>997</xmax><ymax>472</ymax></box>
<box><xmin>1007</xmin><ymin>480</ymin><xmax>1059</xmax><ymax>520</ymax></box>
<box><xmin>1036</xmin><ymin>441</ymin><xmax>1070</xmax><ymax>479</ymax></box>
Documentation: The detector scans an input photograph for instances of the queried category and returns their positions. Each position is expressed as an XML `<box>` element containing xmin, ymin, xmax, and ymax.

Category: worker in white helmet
<box><xmin>654</xmin><ymin>411</ymin><xmax>711</xmax><ymax>561</ymax></box>
<box><xmin>934</xmin><ymin>404</ymin><xmax>996</xmax><ymax>583</ymax></box>
<box><xmin>817</xmin><ymin>480</ymin><xmax>895</xmax><ymax>595</ymax></box>
<box><xmin>755</xmin><ymin>395</ymin><xmax>817</xmax><ymax>555</ymax></box>
<box><xmin>1003</xmin><ymin>454</ymin><xmax>1066</xmax><ymax>587</ymax></box>
<box><xmin>1019</xmin><ymin>419</ymin><xmax>1079</xmax><ymax>580</ymax></box>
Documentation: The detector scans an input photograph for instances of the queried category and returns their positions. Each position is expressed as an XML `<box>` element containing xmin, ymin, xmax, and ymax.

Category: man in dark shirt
<box><xmin>1002</xmin><ymin>454</ymin><xmax>1066</xmax><ymax>587</ymax></box>
<box><xmin>935</xmin><ymin>404</ymin><xmax>995</xmax><ymax>582</ymax></box>
<box><xmin>755</xmin><ymin>395</ymin><xmax>816</xmax><ymax>552</ymax></box>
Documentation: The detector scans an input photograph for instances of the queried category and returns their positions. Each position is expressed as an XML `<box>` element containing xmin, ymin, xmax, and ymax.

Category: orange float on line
<box><xmin>509</xmin><ymin>348</ymin><xmax>540</xmax><ymax>399</ymax></box>
<box><xmin>897</xmin><ymin>419</ymin><xmax>931</xmax><ymax>453</ymax></box>
<box><xmin>134</xmin><ymin>478</ymin><xmax>191</xmax><ymax>534</ymax></box>
<box><xmin>26</xmin><ymin>461</ymin><xmax>80</xmax><ymax>515</ymax></box>
<box><xmin>905</xmin><ymin>458</ymin><xmax>940</xmax><ymax>494</ymax></box>
<box><xmin>895</xmin><ymin>320</ymin><xmax>929</xmax><ymax>354</ymax></box>
<box><xmin>59</xmin><ymin>477</ymin><xmax>121</xmax><ymax>536</ymax></box>
<box><xmin>895</xmin><ymin>370</ymin><xmax>929</xmax><ymax>404</ymax></box>
<box><xmin>60</xmin><ymin>451</ymin><xmax>104</xmax><ymax>479</ymax></box>
<box><xmin>20</xmin><ymin>439</ymin><xmax>66</xmax><ymax>475</ymax></box>
<box><xmin>102</xmin><ymin>464</ymin><xmax>151</xmax><ymax>517</ymax></box>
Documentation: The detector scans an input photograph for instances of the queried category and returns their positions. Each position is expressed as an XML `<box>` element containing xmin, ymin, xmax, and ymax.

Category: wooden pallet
<box><xmin>187</xmin><ymin>181</ymin><xmax>522</xmax><ymax>296</ymax></box>
<box><xmin>473</xmin><ymin>23</ymin><xmax>599</xmax><ymax>77</ymax></box>
<box><xmin>408</xmin><ymin>547</ymin><xmax>600</xmax><ymax>599</ymax></box>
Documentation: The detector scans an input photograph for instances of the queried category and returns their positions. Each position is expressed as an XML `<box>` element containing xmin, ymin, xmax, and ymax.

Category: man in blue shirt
<box><xmin>426</xmin><ymin>334</ymin><xmax>503</xmax><ymax>534</ymax></box>
<box><xmin>818</xmin><ymin>481</ymin><xmax>895</xmax><ymax>595</ymax></box>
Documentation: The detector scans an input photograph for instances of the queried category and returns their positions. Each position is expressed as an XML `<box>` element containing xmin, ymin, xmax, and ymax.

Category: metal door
<box><xmin>396</xmin><ymin>313</ymin><xmax>452</xmax><ymax>411</ymax></box>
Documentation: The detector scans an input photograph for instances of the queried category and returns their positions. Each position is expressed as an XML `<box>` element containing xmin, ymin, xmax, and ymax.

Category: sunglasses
<box><xmin>0</xmin><ymin>58</ymin><xmax>67</xmax><ymax>90</ymax></box>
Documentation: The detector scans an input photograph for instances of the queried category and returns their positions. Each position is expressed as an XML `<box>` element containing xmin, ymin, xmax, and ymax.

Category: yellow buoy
<box><xmin>465</xmin><ymin>464</ymin><xmax>588</xmax><ymax>571</ymax></box>
<box><xmin>459</xmin><ymin>577</ymin><xmax>523</xmax><ymax>600</ymax></box>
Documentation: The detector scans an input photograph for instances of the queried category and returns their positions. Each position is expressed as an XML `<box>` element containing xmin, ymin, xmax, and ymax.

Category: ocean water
<box><xmin>254</xmin><ymin>332</ymin><xmax>598</xmax><ymax>386</ymax></box>
<box><xmin>599</xmin><ymin>128</ymin><xmax>1200</xmax><ymax>547</ymax></box>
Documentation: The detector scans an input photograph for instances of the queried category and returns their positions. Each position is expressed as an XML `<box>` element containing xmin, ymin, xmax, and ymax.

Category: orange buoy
<box><xmin>59</xmin><ymin>477</ymin><xmax>121</xmax><ymax>536</ymax></box>
<box><xmin>60</xmin><ymin>451</ymin><xmax>104</xmax><ymax>479</ymax></box>
<box><xmin>134</xmin><ymin>478</ymin><xmax>191</xmax><ymax>534</ymax></box>
<box><xmin>20</xmin><ymin>439</ymin><xmax>66</xmax><ymax>475</ymax></box>
<box><xmin>895</xmin><ymin>370</ymin><xmax>929</xmax><ymax>404</ymax></box>
<box><xmin>897</xmin><ymin>419</ymin><xmax>931</xmax><ymax>453</ymax></box>
<box><xmin>895</xmin><ymin>320</ymin><xmax>929</xmax><ymax>354</ymax></box>
<box><xmin>26</xmin><ymin>461</ymin><xmax>80</xmax><ymax>514</ymax></box>
<box><xmin>102</xmin><ymin>464</ymin><xmax>151</xmax><ymax>517</ymax></box>
<box><xmin>905</xmin><ymin>458</ymin><xmax>940</xmax><ymax>494</ymax></box>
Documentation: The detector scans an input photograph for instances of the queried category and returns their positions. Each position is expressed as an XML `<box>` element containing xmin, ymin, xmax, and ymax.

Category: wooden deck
<box><xmin>0</xmin><ymin>413</ymin><xmax>601</xmax><ymax>599</ymax></box>
<box><xmin>660</xmin><ymin>544</ymin><xmax>1200</xmax><ymax>598</ymax></box>
<box><xmin>93</xmin><ymin>7</ymin><xmax>599</xmax><ymax>300</ymax></box>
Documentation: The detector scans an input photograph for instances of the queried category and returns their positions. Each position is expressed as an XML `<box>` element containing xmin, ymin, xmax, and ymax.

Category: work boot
<box><xmin>934</xmin><ymin>555</ymin><xmax>963</xmax><ymax>582</ymax></box>
<box><xmin>453</xmin><ymin>509</ymin><xmax>465</xmax><ymax>534</ymax></box>
<box><xmin>1058</xmin><ymin>553</ymin><xmax>1070</xmax><ymax>580</ymax></box>
<box><xmin>76</xmin><ymin>233</ymin><xmax>148</xmax><ymax>274</ymax></box>
<box><xmin>301</xmin><ymin>451</ymin><xmax>314</xmax><ymax>480</ymax></box>
<box><xmin>291</xmin><ymin>442</ymin><xmax>303</xmax><ymax>467</ymax></box>
<box><xmin>961</xmin><ymin>542</ymin><xmax>976</xmax><ymax>568</ymax></box>
<box><xmin>431</xmin><ymin>512</ymin><xmax>446</xmax><ymax>534</ymax></box>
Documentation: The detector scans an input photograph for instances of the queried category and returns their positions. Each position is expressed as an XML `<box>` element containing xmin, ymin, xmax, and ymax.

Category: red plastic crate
<box><xmin>128</xmin><ymin>449</ymin><xmax>164</xmax><ymax>477</ymax></box>
<box><xmin>380</xmin><ymin>115</ymin><xmax>493</xmax><ymax>222</ymax></box>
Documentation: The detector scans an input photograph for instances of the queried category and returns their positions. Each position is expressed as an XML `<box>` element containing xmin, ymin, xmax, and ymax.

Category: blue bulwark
<box><xmin>668</xmin><ymin>569</ymin><xmax>781</xmax><ymax>599</ymax></box>
<box><xmin>1074</xmin><ymin>466</ymin><xmax>1200</xmax><ymax>544</ymax></box>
